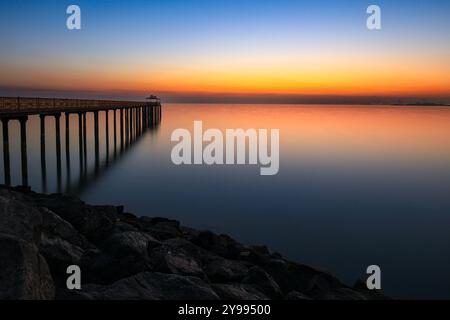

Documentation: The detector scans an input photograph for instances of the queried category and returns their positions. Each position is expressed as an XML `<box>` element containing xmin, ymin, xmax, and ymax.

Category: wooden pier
<box><xmin>0</xmin><ymin>97</ymin><xmax>159</xmax><ymax>115</ymax></box>
<box><xmin>0</xmin><ymin>96</ymin><xmax>162</xmax><ymax>191</ymax></box>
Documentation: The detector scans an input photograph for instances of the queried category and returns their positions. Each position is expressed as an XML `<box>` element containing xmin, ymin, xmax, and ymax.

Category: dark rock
<box><xmin>84</xmin><ymin>231</ymin><xmax>160</xmax><ymax>284</ymax></box>
<box><xmin>248</xmin><ymin>245</ymin><xmax>271</xmax><ymax>256</ymax></box>
<box><xmin>0</xmin><ymin>190</ymin><xmax>43</xmax><ymax>243</ymax></box>
<box><xmin>56</xmin><ymin>288</ymin><xmax>96</xmax><ymax>300</ymax></box>
<box><xmin>39</xmin><ymin>234</ymin><xmax>85</xmax><ymax>287</ymax></box>
<box><xmin>11</xmin><ymin>185</ymin><xmax>33</xmax><ymax>193</ymax></box>
<box><xmin>322</xmin><ymin>288</ymin><xmax>371</xmax><ymax>300</ymax></box>
<box><xmin>111</xmin><ymin>221</ymin><xmax>139</xmax><ymax>233</ymax></box>
<box><xmin>32</xmin><ymin>193</ymin><xmax>118</xmax><ymax>243</ymax></box>
<box><xmin>212</xmin><ymin>284</ymin><xmax>268</xmax><ymax>300</ymax></box>
<box><xmin>240</xmin><ymin>249</ymin><xmax>271</xmax><ymax>265</ymax></box>
<box><xmin>353</xmin><ymin>278</ymin><xmax>367</xmax><ymax>290</ymax></box>
<box><xmin>141</xmin><ymin>217</ymin><xmax>182</xmax><ymax>240</ymax></box>
<box><xmin>40</xmin><ymin>207</ymin><xmax>91</xmax><ymax>249</ymax></box>
<box><xmin>262</xmin><ymin>259</ymin><xmax>343</xmax><ymax>298</ymax></box>
<box><xmin>191</xmin><ymin>231</ymin><xmax>244</xmax><ymax>259</ymax></box>
<box><xmin>157</xmin><ymin>238</ymin><xmax>218</xmax><ymax>264</ymax></box>
<box><xmin>242</xmin><ymin>267</ymin><xmax>282</xmax><ymax>299</ymax></box>
<box><xmin>205</xmin><ymin>259</ymin><xmax>249</xmax><ymax>283</ymax></box>
<box><xmin>75</xmin><ymin>272</ymin><xmax>219</xmax><ymax>300</ymax></box>
<box><xmin>180</xmin><ymin>226</ymin><xmax>200</xmax><ymax>238</ymax></box>
<box><xmin>0</xmin><ymin>233</ymin><xmax>54</xmax><ymax>299</ymax></box>
<box><xmin>284</xmin><ymin>291</ymin><xmax>312</xmax><ymax>300</ymax></box>
<box><xmin>352</xmin><ymin>279</ymin><xmax>388</xmax><ymax>300</ymax></box>
<box><xmin>271</xmin><ymin>252</ymin><xmax>283</xmax><ymax>259</ymax></box>
<box><xmin>149</xmin><ymin>239</ymin><xmax>208</xmax><ymax>280</ymax></box>
<box><xmin>38</xmin><ymin>208</ymin><xmax>95</xmax><ymax>286</ymax></box>
<box><xmin>103</xmin><ymin>231</ymin><xmax>160</xmax><ymax>255</ymax></box>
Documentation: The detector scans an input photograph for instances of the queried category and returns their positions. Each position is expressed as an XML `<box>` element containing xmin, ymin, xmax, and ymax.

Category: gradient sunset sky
<box><xmin>0</xmin><ymin>0</ymin><xmax>449</xmax><ymax>103</ymax></box>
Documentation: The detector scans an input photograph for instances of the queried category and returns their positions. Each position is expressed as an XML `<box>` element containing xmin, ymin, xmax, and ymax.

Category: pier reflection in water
<box><xmin>0</xmin><ymin>104</ymin><xmax>161</xmax><ymax>194</ymax></box>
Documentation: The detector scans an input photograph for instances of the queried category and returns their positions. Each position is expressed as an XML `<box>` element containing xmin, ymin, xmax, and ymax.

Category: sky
<box><xmin>0</xmin><ymin>0</ymin><xmax>449</xmax><ymax>103</ymax></box>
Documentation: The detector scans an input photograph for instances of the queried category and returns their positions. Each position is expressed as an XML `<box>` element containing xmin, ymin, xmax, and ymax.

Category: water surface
<box><xmin>2</xmin><ymin>104</ymin><xmax>450</xmax><ymax>299</ymax></box>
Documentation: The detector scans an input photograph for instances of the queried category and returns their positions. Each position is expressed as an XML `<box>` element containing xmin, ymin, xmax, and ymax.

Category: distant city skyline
<box><xmin>1</xmin><ymin>0</ymin><xmax>449</xmax><ymax>103</ymax></box>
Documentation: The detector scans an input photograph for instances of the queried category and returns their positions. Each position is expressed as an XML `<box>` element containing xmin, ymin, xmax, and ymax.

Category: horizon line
<box><xmin>1</xmin><ymin>87</ymin><xmax>449</xmax><ymax>105</ymax></box>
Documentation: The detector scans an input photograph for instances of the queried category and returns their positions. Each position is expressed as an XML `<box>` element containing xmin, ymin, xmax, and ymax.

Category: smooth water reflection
<box><xmin>2</xmin><ymin>104</ymin><xmax>450</xmax><ymax>299</ymax></box>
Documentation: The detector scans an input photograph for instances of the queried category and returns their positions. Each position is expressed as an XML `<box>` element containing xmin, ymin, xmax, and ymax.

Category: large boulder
<box><xmin>0</xmin><ymin>233</ymin><xmax>55</xmax><ymax>300</ymax></box>
<box><xmin>39</xmin><ymin>207</ymin><xmax>93</xmax><ymax>287</ymax></box>
<box><xmin>82</xmin><ymin>231</ymin><xmax>160</xmax><ymax>284</ymax></box>
<box><xmin>39</xmin><ymin>234</ymin><xmax>85</xmax><ymax>287</ymax></box>
<box><xmin>284</xmin><ymin>291</ymin><xmax>312</xmax><ymax>300</ymax></box>
<box><xmin>0</xmin><ymin>190</ymin><xmax>43</xmax><ymax>244</ymax></box>
<box><xmin>212</xmin><ymin>284</ymin><xmax>268</xmax><ymax>300</ymax></box>
<box><xmin>262</xmin><ymin>259</ymin><xmax>343</xmax><ymax>298</ymax></box>
<box><xmin>149</xmin><ymin>238</ymin><xmax>208</xmax><ymax>280</ymax></box>
<box><xmin>242</xmin><ymin>266</ymin><xmax>282</xmax><ymax>299</ymax></box>
<box><xmin>63</xmin><ymin>272</ymin><xmax>220</xmax><ymax>300</ymax></box>
<box><xmin>204</xmin><ymin>258</ymin><xmax>249</xmax><ymax>283</ymax></box>
<box><xmin>191</xmin><ymin>231</ymin><xmax>244</xmax><ymax>259</ymax></box>
<box><xmin>40</xmin><ymin>207</ymin><xmax>91</xmax><ymax>249</ymax></box>
<box><xmin>32</xmin><ymin>193</ymin><xmax>118</xmax><ymax>243</ymax></box>
<box><xmin>137</xmin><ymin>217</ymin><xmax>183</xmax><ymax>240</ymax></box>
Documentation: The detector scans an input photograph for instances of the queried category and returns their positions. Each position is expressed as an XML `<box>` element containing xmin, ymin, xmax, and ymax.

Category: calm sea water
<box><xmin>2</xmin><ymin>104</ymin><xmax>450</xmax><ymax>299</ymax></box>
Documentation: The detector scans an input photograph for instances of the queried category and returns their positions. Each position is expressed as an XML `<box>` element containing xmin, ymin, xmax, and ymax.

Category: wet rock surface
<box><xmin>0</xmin><ymin>186</ymin><xmax>387</xmax><ymax>300</ymax></box>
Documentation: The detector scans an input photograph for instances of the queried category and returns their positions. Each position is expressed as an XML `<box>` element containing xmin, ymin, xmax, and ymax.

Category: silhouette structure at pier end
<box><xmin>0</xmin><ymin>97</ymin><xmax>162</xmax><ymax>194</ymax></box>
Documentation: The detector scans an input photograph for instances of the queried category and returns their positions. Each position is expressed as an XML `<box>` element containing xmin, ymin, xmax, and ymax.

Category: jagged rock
<box><xmin>0</xmin><ymin>190</ymin><xmax>43</xmax><ymax>243</ymax></box>
<box><xmin>40</xmin><ymin>207</ymin><xmax>91</xmax><ymax>249</ymax></box>
<box><xmin>166</xmin><ymin>238</ymin><xmax>217</xmax><ymax>259</ymax></box>
<box><xmin>109</xmin><ymin>220</ymin><xmax>139</xmax><ymax>234</ymax></box>
<box><xmin>212</xmin><ymin>284</ymin><xmax>268</xmax><ymax>300</ymax></box>
<box><xmin>0</xmin><ymin>233</ymin><xmax>54</xmax><ymax>300</ymax></box>
<box><xmin>32</xmin><ymin>193</ymin><xmax>118</xmax><ymax>243</ymax></box>
<box><xmin>38</xmin><ymin>208</ymin><xmax>95</xmax><ymax>286</ymax></box>
<box><xmin>284</xmin><ymin>291</ymin><xmax>312</xmax><ymax>300</ymax></box>
<box><xmin>242</xmin><ymin>266</ymin><xmax>282</xmax><ymax>299</ymax></box>
<box><xmin>149</xmin><ymin>238</ymin><xmax>208</xmax><ymax>280</ymax></box>
<box><xmin>248</xmin><ymin>245</ymin><xmax>271</xmax><ymax>256</ymax></box>
<box><xmin>83</xmin><ymin>231</ymin><xmax>160</xmax><ymax>284</ymax></box>
<box><xmin>39</xmin><ymin>233</ymin><xmax>85</xmax><ymax>287</ymax></box>
<box><xmin>103</xmin><ymin>231</ymin><xmax>161</xmax><ymax>255</ymax></box>
<box><xmin>205</xmin><ymin>258</ymin><xmax>249</xmax><ymax>283</ymax></box>
<box><xmin>352</xmin><ymin>279</ymin><xmax>387</xmax><ymax>300</ymax></box>
<box><xmin>262</xmin><ymin>259</ymin><xmax>344</xmax><ymax>298</ymax></box>
<box><xmin>140</xmin><ymin>217</ymin><xmax>183</xmax><ymax>240</ymax></box>
<box><xmin>191</xmin><ymin>231</ymin><xmax>244</xmax><ymax>259</ymax></box>
<box><xmin>73</xmin><ymin>272</ymin><xmax>220</xmax><ymax>300</ymax></box>
<box><xmin>322</xmin><ymin>288</ymin><xmax>373</xmax><ymax>300</ymax></box>
<box><xmin>240</xmin><ymin>248</ymin><xmax>272</xmax><ymax>265</ymax></box>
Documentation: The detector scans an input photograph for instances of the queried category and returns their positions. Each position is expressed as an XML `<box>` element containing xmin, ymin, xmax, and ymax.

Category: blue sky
<box><xmin>0</xmin><ymin>0</ymin><xmax>449</xmax><ymax>102</ymax></box>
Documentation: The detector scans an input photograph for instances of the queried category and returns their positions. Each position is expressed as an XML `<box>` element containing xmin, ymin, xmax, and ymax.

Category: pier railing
<box><xmin>0</xmin><ymin>97</ymin><xmax>156</xmax><ymax>115</ymax></box>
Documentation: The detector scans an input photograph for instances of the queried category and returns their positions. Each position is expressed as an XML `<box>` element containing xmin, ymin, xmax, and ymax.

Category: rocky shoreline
<box><xmin>0</xmin><ymin>185</ymin><xmax>386</xmax><ymax>300</ymax></box>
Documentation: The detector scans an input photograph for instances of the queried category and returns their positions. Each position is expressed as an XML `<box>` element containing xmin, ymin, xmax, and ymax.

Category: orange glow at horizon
<box><xmin>2</xmin><ymin>50</ymin><xmax>450</xmax><ymax>98</ymax></box>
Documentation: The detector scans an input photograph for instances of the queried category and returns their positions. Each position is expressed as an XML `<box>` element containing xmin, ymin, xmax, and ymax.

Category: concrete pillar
<box><xmin>82</xmin><ymin>112</ymin><xmax>87</xmax><ymax>174</ymax></box>
<box><xmin>129</xmin><ymin>108</ymin><xmax>132</xmax><ymax>142</ymax></box>
<box><xmin>19</xmin><ymin>117</ymin><xmax>28</xmax><ymax>186</ymax></box>
<box><xmin>1</xmin><ymin>119</ymin><xmax>11</xmax><ymax>186</ymax></box>
<box><xmin>54</xmin><ymin>113</ymin><xmax>62</xmax><ymax>192</ymax></box>
<box><xmin>125</xmin><ymin>108</ymin><xmax>129</xmax><ymax>147</ymax></box>
<box><xmin>94</xmin><ymin>111</ymin><xmax>99</xmax><ymax>172</ymax></box>
<box><xmin>105</xmin><ymin>110</ymin><xmax>109</xmax><ymax>162</ymax></box>
<box><xmin>40</xmin><ymin>114</ymin><xmax>47</xmax><ymax>192</ymax></box>
<box><xmin>113</xmin><ymin>109</ymin><xmax>117</xmax><ymax>154</ymax></box>
<box><xmin>120</xmin><ymin>108</ymin><xmax>124</xmax><ymax>151</ymax></box>
<box><xmin>78</xmin><ymin>113</ymin><xmax>83</xmax><ymax>177</ymax></box>
<box><xmin>65</xmin><ymin>113</ymin><xmax>71</xmax><ymax>186</ymax></box>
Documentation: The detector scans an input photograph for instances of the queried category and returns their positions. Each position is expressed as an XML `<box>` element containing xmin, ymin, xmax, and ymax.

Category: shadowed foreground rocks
<box><xmin>0</xmin><ymin>186</ymin><xmax>386</xmax><ymax>300</ymax></box>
